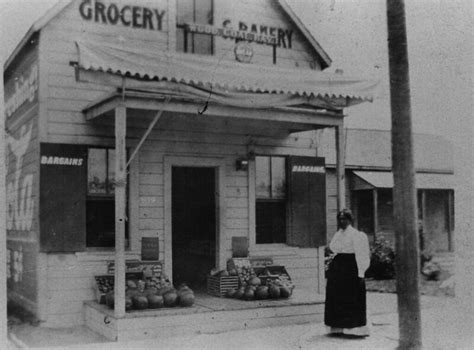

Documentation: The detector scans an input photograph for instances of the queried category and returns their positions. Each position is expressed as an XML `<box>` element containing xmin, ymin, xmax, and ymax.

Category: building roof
<box><xmin>317</xmin><ymin>128</ymin><xmax>454</xmax><ymax>174</ymax></box>
<box><xmin>4</xmin><ymin>0</ymin><xmax>332</xmax><ymax>73</ymax></box>
<box><xmin>352</xmin><ymin>171</ymin><xmax>454</xmax><ymax>190</ymax></box>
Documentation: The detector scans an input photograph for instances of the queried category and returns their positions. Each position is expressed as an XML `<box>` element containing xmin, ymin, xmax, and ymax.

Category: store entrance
<box><xmin>172</xmin><ymin>166</ymin><xmax>216</xmax><ymax>291</ymax></box>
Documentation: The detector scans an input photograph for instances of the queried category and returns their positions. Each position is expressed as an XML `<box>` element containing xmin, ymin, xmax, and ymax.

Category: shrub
<box><xmin>366</xmin><ymin>238</ymin><xmax>396</xmax><ymax>280</ymax></box>
<box><xmin>421</xmin><ymin>260</ymin><xmax>441</xmax><ymax>281</ymax></box>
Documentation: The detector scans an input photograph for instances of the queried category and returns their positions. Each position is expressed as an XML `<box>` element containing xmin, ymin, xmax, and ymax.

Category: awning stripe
<box><xmin>75</xmin><ymin>40</ymin><xmax>378</xmax><ymax>106</ymax></box>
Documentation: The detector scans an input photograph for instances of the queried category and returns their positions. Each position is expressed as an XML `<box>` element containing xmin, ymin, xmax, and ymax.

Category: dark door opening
<box><xmin>172</xmin><ymin>166</ymin><xmax>216</xmax><ymax>291</ymax></box>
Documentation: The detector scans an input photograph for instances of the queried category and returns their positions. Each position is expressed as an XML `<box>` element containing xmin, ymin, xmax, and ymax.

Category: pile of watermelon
<box><xmin>225</xmin><ymin>276</ymin><xmax>293</xmax><ymax>301</ymax></box>
<box><xmin>105</xmin><ymin>281</ymin><xmax>195</xmax><ymax>311</ymax></box>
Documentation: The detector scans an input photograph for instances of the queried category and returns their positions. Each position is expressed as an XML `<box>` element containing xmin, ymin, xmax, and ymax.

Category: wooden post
<box><xmin>421</xmin><ymin>190</ymin><xmax>426</xmax><ymax>252</ymax></box>
<box><xmin>335</xmin><ymin>124</ymin><xmax>346</xmax><ymax>212</ymax></box>
<box><xmin>447</xmin><ymin>190</ymin><xmax>453</xmax><ymax>251</ymax></box>
<box><xmin>0</xmin><ymin>67</ymin><xmax>8</xmax><ymax>349</ymax></box>
<box><xmin>114</xmin><ymin>103</ymin><xmax>127</xmax><ymax>318</ymax></box>
<box><xmin>373</xmin><ymin>189</ymin><xmax>379</xmax><ymax>239</ymax></box>
<box><xmin>386</xmin><ymin>0</ymin><xmax>422</xmax><ymax>348</ymax></box>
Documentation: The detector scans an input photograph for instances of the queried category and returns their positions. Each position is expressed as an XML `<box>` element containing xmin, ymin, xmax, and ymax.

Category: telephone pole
<box><xmin>386</xmin><ymin>0</ymin><xmax>422</xmax><ymax>349</ymax></box>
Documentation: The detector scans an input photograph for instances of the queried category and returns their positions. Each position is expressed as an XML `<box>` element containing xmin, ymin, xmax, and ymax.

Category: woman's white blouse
<box><xmin>329</xmin><ymin>225</ymin><xmax>370</xmax><ymax>278</ymax></box>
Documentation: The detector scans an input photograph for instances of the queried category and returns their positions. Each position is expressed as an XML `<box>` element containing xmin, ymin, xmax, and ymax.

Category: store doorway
<box><xmin>172</xmin><ymin>166</ymin><xmax>216</xmax><ymax>291</ymax></box>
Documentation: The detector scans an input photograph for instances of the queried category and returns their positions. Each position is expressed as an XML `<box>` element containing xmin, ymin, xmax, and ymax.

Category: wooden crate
<box><xmin>207</xmin><ymin>275</ymin><xmax>239</xmax><ymax>297</ymax></box>
<box><xmin>93</xmin><ymin>272</ymin><xmax>144</xmax><ymax>304</ymax></box>
<box><xmin>94</xmin><ymin>275</ymin><xmax>114</xmax><ymax>304</ymax></box>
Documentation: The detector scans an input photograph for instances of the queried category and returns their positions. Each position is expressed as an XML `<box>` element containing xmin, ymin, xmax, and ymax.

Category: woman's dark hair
<box><xmin>337</xmin><ymin>209</ymin><xmax>353</xmax><ymax>222</ymax></box>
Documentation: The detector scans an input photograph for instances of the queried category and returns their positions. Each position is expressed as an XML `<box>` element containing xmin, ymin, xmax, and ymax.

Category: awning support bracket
<box><xmin>126</xmin><ymin>97</ymin><xmax>171</xmax><ymax>168</ymax></box>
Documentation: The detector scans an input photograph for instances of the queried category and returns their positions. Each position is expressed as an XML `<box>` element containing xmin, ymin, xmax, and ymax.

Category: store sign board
<box><xmin>291</xmin><ymin>165</ymin><xmax>325</xmax><ymax>173</ymax></box>
<box><xmin>231</xmin><ymin>236</ymin><xmax>249</xmax><ymax>258</ymax></box>
<box><xmin>4</xmin><ymin>63</ymin><xmax>38</xmax><ymax>119</ymax></box>
<box><xmin>186</xmin><ymin>19</ymin><xmax>294</xmax><ymax>48</ymax></box>
<box><xmin>6</xmin><ymin>123</ymin><xmax>35</xmax><ymax>232</ymax></box>
<box><xmin>7</xmin><ymin>240</ymin><xmax>38</xmax><ymax>302</ymax></box>
<box><xmin>107</xmin><ymin>260</ymin><xmax>163</xmax><ymax>276</ymax></box>
<box><xmin>141</xmin><ymin>237</ymin><xmax>159</xmax><ymax>261</ymax></box>
<box><xmin>234</xmin><ymin>42</ymin><xmax>254</xmax><ymax>63</ymax></box>
<box><xmin>78</xmin><ymin>0</ymin><xmax>166</xmax><ymax>31</ymax></box>
<box><xmin>39</xmin><ymin>144</ymin><xmax>87</xmax><ymax>252</ymax></box>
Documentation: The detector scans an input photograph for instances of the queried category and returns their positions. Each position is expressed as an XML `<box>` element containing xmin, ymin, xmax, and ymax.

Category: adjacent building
<box><xmin>319</xmin><ymin>128</ymin><xmax>455</xmax><ymax>268</ymax></box>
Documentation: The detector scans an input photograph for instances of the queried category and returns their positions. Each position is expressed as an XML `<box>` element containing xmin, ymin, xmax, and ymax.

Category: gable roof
<box><xmin>277</xmin><ymin>0</ymin><xmax>332</xmax><ymax>68</ymax></box>
<box><xmin>4</xmin><ymin>0</ymin><xmax>332</xmax><ymax>72</ymax></box>
<box><xmin>3</xmin><ymin>0</ymin><xmax>72</xmax><ymax>72</ymax></box>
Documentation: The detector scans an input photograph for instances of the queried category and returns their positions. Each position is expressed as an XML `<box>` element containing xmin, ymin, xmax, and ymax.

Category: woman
<box><xmin>324</xmin><ymin>209</ymin><xmax>370</xmax><ymax>337</ymax></box>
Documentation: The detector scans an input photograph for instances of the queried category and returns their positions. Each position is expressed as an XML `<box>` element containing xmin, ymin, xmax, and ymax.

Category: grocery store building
<box><xmin>4</xmin><ymin>0</ymin><xmax>377</xmax><ymax>336</ymax></box>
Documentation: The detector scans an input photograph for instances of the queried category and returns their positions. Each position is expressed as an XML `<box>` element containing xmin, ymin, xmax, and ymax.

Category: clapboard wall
<box><xmin>4</xmin><ymin>38</ymin><xmax>41</xmax><ymax>317</ymax></box>
<box><xmin>33</xmin><ymin>0</ymin><xmax>330</xmax><ymax>327</ymax></box>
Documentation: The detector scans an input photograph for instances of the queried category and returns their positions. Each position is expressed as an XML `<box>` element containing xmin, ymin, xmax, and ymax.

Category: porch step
<box><xmin>85</xmin><ymin>291</ymin><xmax>325</xmax><ymax>341</ymax></box>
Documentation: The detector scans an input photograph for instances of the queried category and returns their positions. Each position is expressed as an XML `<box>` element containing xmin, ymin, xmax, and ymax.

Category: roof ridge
<box><xmin>3</xmin><ymin>0</ymin><xmax>73</xmax><ymax>72</ymax></box>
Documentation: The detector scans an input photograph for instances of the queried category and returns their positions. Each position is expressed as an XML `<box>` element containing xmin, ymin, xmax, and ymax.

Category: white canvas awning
<box><xmin>75</xmin><ymin>40</ymin><xmax>378</xmax><ymax>111</ymax></box>
<box><xmin>353</xmin><ymin>171</ymin><xmax>454</xmax><ymax>190</ymax></box>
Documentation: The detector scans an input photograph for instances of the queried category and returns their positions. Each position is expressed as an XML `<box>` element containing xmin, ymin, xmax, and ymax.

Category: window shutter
<box><xmin>287</xmin><ymin>156</ymin><xmax>327</xmax><ymax>247</ymax></box>
<box><xmin>40</xmin><ymin>144</ymin><xmax>87</xmax><ymax>252</ymax></box>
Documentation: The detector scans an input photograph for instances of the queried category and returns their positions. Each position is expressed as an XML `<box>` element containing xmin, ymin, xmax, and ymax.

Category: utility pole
<box><xmin>386</xmin><ymin>0</ymin><xmax>422</xmax><ymax>349</ymax></box>
<box><xmin>0</xmin><ymin>45</ymin><xmax>8</xmax><ymax>349</ymax></box>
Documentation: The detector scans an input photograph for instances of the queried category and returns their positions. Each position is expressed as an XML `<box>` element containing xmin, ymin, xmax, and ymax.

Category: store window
<box><xmin>176</xmin><ymin>0</ymin><xmax>214</xmax><ymax>55</ymax></box>
<box><xmin>86</xmin><ymin>148</ymin><xmax>126</xmax><ymax>248</ymax></box>
<box><xmin>256</xmin><ymin>156</ymin><xmax>287</xmax><ymax>244</ymax></box>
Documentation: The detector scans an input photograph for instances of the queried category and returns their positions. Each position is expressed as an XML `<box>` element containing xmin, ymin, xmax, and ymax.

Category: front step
<box><xmin>85</xmin><ymin>291</ymin><xmax>325</xmax><ymax>341</ymax></box>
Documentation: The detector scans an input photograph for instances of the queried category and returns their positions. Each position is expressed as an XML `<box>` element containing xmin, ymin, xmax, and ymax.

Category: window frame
<box><xmin>85</xmin><ymin>146</ymin><xmax>129</xmax><ymax>250</ymax></box>
<box><xmin>176</xmin><ymin>0</ymin><xmax>215</xmax><ymax>55</ymax></box>
<box><xmin>255</xmin><ymin>155</ymin><xmax>288</xmax><ymax>245</ymax></box>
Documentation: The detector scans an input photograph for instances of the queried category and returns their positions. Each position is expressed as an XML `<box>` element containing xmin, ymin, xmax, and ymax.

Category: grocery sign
<box><xmin>79</xmin><ymin>0</ymin><xmax>166</xmax><ymax>31</ymax></box>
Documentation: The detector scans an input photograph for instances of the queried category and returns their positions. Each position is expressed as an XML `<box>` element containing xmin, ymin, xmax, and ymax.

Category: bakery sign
<box><xmin>186</xmin><ymin>19</ymin><xmax>294</xmax><ymax>48</ymax></box>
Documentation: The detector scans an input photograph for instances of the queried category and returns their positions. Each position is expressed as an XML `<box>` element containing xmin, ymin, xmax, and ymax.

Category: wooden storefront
<box><xmin>4</xmin><ymin>0</ymin><xmax>376</xmax><ymax>330</ymax></box>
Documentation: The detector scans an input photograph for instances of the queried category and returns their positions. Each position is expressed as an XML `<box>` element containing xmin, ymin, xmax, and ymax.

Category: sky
<box><xmin>0</xmin><ymin>0</ymin><xmax>472</xmax><ymax>140</ymax></box>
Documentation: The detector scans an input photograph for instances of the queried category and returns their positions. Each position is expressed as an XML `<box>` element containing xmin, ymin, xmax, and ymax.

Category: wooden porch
<box><xmin>85</xmin><ymin>289</ymin><xmax>325</xmax><ymax>341</ymax></box>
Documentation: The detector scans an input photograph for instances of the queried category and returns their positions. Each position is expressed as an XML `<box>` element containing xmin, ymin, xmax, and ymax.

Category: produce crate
<box><xmin>94</xmin><ymin>275</ymin><xmax>114</xmax><ymax>304</ymax></box>
<box><xmin>207</xmin><ymin>275</ymin><xmax>239</xmax><ymax>297</ymax></box>
<box><xmin>255</xmin><ymin>265</ymin><xmax>293</xmax><ymax>288</ymax></box>
<box><xmin>93</xmin><ymin>272</ymin><xmax>144</xmax><ymax>304</ymax></box>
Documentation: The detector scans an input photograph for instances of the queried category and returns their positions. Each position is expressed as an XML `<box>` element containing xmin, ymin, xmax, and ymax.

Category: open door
<box><xmin>172</xmin><ymin>166</ymin><xmax>216</xmax><ymax>291</ymax></box>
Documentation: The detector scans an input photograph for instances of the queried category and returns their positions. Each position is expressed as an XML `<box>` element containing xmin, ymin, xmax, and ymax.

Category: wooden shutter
<box><xmin>40</xmin><ymin>144</ymin><xmax>87</xmax><ymax>252</ymax></box>
<box><xmin>287</xmin><ymin>156</ymin><xmax>327</xmax><ymax>247</ymax></box>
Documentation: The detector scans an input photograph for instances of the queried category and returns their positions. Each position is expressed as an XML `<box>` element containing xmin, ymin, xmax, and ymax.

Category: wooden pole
<box><xmin>373</xmin><ymin>189</ymin><xmax>379</xmax><ymax>239</ymax></box>
<box><xmin>114</xmin><ymin>103</ymin><xmax>127</xmax><ymax>318</ymax></box>
<box><xmin>386</xmin><ymin>0</ymin><xmax>422</xmax><ymax>348</ymax></box>
<box><xmin>0</xmin><ymin>58</ymin><xmax>8</xmax><ymax>349</ymax></box>
<box><xmin>335</xmin><ymin>124</ymin><xmax>346</xmax><ymax>212</ymax></box>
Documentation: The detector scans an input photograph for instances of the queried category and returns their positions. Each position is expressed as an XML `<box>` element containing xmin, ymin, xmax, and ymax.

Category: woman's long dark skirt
<box><xmin>324</xmin><ymin>253</ymin><xmax>367</xmax><ymax>329</ymax></box>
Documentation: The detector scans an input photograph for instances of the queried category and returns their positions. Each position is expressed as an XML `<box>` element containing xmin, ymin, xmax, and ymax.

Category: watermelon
<box><xmin>147</xmin><ymin>294</ymin><xmax>164</xmax><ymax>309</ymax></box>
<box><xmin>132</xmin><ymin>295</ymin><xmax>149</xmax><ymax>310</ymax></box>
<box><xmin>255</xmin><ymin>286</ymin><xmax>269</xmax><ymax>300</ymax></box>
<box><xmin>163</xmin><ymin>291</ymin><xmax>178</xmax><ymax>307</ymax></box>
<box><xmin>280</xmin><ymin>286</ymin><xmax>292</xmax><ymax>298</ymax></box>
<box><xmin>268</xmin><ymin>285</ymin><xmax>281</xmax><ymax>299</ymax></box>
